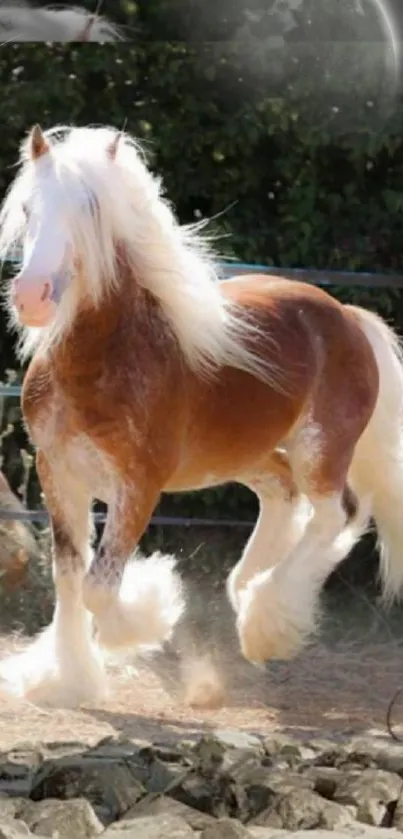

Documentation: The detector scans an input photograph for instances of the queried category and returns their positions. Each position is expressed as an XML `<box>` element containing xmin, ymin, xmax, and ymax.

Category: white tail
<box><xmin>347</xmin><ymin>304</ymin><xmax>403</xmax><ymax>602</ymax></box>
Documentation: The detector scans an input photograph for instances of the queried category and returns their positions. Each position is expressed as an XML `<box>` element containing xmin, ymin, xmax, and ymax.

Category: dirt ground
<box><xmin>0</xmin><ymin>524</ymin><xmax>401</xmax><ymax>751</ymax></box>
<box><xmin>0</xmin><ymin>626</ymin><xmax>401</xmax><ymax>752</ymax></box>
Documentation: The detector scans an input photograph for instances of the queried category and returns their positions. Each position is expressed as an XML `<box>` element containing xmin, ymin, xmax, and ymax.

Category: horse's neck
<box><xmin>51</xmin><ymin>278</ymin><xmax>178</xmax><ymax>384</ymax></box>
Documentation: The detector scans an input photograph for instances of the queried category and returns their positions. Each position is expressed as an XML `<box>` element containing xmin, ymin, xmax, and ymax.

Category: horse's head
<box><xmin>2</xmin><ymin>124</ymin><xmax>122</xmax><ymax>332</ymax></box>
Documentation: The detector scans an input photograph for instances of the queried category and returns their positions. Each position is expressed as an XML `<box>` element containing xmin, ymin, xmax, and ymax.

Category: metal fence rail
<box><xmin>0</xmin><ymin>258</ymin><xmax>401</xmax><ymax>529</ymax></box>
<box><xmin>220</xmin><ymin>262</ymin><xmax>403</xmax><ymax>288</ymax></box>
<box><xmin>0</xmin><ymin>508</ymin><xmax>253</xmax><ymax>528</ymax></box>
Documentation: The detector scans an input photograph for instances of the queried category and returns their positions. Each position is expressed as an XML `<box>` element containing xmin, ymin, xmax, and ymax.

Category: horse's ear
<box><xmin>27</xmin><ymin>124</ymin><xmax>50</xmax><ymax>160</ymax></box>
<box><xmin>107</xmin><ymin>131</ymin><xmax>122</xmax><ymax>161</ymax></box>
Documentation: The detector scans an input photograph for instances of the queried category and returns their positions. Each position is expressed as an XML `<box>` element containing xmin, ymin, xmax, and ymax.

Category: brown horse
<box><xmin>0</xmin><ymin>122</ymin><xmax>401</xmax><ymax>708</ymax></box>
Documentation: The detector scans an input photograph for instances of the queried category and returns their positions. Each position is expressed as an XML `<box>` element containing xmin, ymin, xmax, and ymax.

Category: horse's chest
<box><xmin>29</xmin><ymin>399</ymin><xmax>116</xmax><ymax>501</ymax></box>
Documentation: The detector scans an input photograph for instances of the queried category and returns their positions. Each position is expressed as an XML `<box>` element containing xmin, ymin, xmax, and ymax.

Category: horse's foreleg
<box><xmin>82</xmin><ymin>482</ymin><xmax>184</xmax><ymax>652</ymax></box>
<box><xmin>0</xmin><ymin>451</ymin><xmax>106</xmax><ymax>707</ymax></box>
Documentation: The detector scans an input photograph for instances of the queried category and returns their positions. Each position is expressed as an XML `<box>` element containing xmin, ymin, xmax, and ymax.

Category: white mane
<box><xmin>0</xmin><ymin>3</ymin><xmax>122</xmax><ymax>41</ymax></box>
<box><xmin>0</xmin><ymin>124</ymin><xmax>271</xmax><ymax>382</ymax></box>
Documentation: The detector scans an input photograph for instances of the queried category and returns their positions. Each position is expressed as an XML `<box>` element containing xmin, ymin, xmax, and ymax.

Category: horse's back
<box><xmin>222</xmin><ymin>272</ymin><xmax>376</xmax><ymax>374</ymax></box>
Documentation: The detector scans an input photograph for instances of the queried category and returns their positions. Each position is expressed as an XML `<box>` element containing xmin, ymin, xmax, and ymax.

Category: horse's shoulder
<box><xmin>21</xmin><ymin>355</ymin><xmax>55</xmax><ymax>420</ymax></box>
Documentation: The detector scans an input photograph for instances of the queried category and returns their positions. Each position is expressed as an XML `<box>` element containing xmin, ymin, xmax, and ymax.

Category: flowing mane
<box><xmin>0</xmin><ymin>124</ymin><xmax>271</xmax><ymax>381</ymax></box>
<box><xmin>0</xmin><ymin>4</ymin><xmax>122</xmax><ymax>42</ymax></box>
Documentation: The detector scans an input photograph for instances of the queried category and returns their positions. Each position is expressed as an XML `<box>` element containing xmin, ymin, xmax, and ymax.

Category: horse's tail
<box><xmin>347</xmin><ymin>304</ymin><xmax>403</xmax><ymax>602</ymax></box>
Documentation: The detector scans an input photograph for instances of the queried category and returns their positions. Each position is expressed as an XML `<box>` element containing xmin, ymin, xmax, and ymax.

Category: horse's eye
<box><xmin>22</xmin><ymin>203</ymin><xmax>29</xmax><ymax>218</ymax></box>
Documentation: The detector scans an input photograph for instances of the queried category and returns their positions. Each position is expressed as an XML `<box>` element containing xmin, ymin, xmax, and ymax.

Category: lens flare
<box><xmin>370</xmin><ymin>0</ymin><xmax>400</xmax><ymax>85</ymax></box>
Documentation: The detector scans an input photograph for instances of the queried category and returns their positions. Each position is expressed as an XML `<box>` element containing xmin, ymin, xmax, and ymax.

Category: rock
<box><xmin>0</xmin><ymin>748</ymin><xmax>42</xmax><ymax>797</ymax></box>
<box><xmin>0</xmin><ymin>798</ymin><xmax>30</xmax><ymax>821</ymax></box>
<box><xmin>102</xmin><ymin>813</ymin><xmax>194</xmax><ymax>837</ymax></box>
<box><xmin>37</xmin><ymin>743</ymin><xmax>86</xmax><ymax>761</ymax></box>
<box><xmin>123</xmin><ymin>793</ymin><xmax>216</xmax><ymax>830</ymax></box>
<box><xmin>0</xmin><ymin>821</ymin><xmax>34</xmax><ymax>838</ymax></box>
<box><xmin>30</xmin><ymin>756</ymin><xmax>145</xmax><ymax>824</ymax></box>
<box><xmin>4</xmin><ymin>732</ymin><xmax>403</xmax><ymax>839</ymax></box>
<box><xmin>172</xmin><ymin>772</ymin><xmax>233</xmax><ymax>819</ymax></box>
<box><xmin>263</xmin><ymin>735</ymin><xmax>305</xmax><ymax>762</ymax></box>
<box><xmin>87</xmin><ymin>737</ymin><xmax>153</xmax><ymax>760</ymax></box>
<box><xmin>251</xmin><ymin>788</ymin><xmax>355</xmax><ymax>830</ymax></box>
<box><xmin>355</xmin><ymin>798</ymin><xmax>388</xmax><ymax>828</ymax></box>
<box><xmin>213</xmin><ymin>732</ymin><xmax>264</xmax><ymax>754</ymax></box>
<box><xmin>304</xmin><ymin>766</ymin><xmax>345</xmax><ymax>799</ymax></box>
<box><xmin>391</xmin><ymin>786</ymin><xmax>403</xmax><ymax>829</ymax></box>
<box><xmin>336</xmin><ymin>828</ymin><xmax>403</xmax><ymax>838</ymax></box>
<box><xmin>374</xmin><ymin>744</ymin><xmax>403</xmax><ymax>777</ymax></box>
<box><xmin>199</xmin><ymin>818</ymin><xmax>252</xmax><ymax>837</ymax></box>
<box><xmin>333</xmin><ymin>768</ymin><xmax>402</xmax><ymax>826</ymax></box>
<box><xmin>250</xmin><ymin>830</ymin><xmax>403</xmax><ymax>839</ymax></box>
<box><xmin>255</xmin><ymin>771</ymin><xmax>313</xmax><ymax>796</ymax></box>
<box><xmin>20</xmin><ymin>798</ymin><xmax>104</xmax><ymax>837</ymax></box>
<box><xmin>140</xmin><ymin>756</ymin><xmax>186</xmax><ymax>795</ymax></box>
<box><xmin>311</xmin><ymin>747</ymin><xmax>350</xmax><ymax>769</ymax></box>
<box><xmin>139</xmin><ymin>743</ymin><xmax>187</xmax><ymax>765</ymax></box>
<box><xmin>190</xmin><ymin>736</ymin><xmax>227</xmax><ymax>776</ymax></box>
<box><xmin>220</xmin><ymin>751</ymin><xmax>268</xmax><ymax>788</ymax></box>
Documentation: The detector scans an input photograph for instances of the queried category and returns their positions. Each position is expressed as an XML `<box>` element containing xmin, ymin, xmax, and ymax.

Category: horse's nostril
<box><xmin>40</xmin><ymin>282</ymin><xmax>51</xmax><ymax>302</ymax></box>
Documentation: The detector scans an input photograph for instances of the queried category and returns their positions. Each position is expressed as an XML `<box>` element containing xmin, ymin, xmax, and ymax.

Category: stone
<box><xmin>21</xmin><ymin>797</ymin><xmax>104</xmax><ymax>837</ymax></box>
<box><xmin>30</xmin><ymin>756</ymin><xmax>145</xmax><ymax>824</ymax></box>
<box><xmin>255</xmin><ymin>771</ymin><xmax>313</xmax><ymax>797</ymax></box>
<box><xmin>391</xmin><ymin>786</ymin><xmax>403</xmax><ymax>829</ymax></box>
<box><xmin>0</xmin><ymin>748</ymin><xmax>42</xmax><ymax>797</ymax></box>
<box><xmin>139</xmin><ymin>742</ymin><xmax>187</xmax><ymax>764</ymax></box>
<box><xmin>190</xmin><ymin>736</ymin><xmax>227</xmax><ymax>776</ymax></box>
<box><xmin>263</xmin><ymin>735</ymin><xmax>304</xmax><ymax>762</ymax></box>
<box><xmin>199</xmin><ymin>818</ymin><xmax>252</xmax><ymax>838</ymax></box>
<box><xmin>143</xmin><ymin>757</ymin><xmax>189</xmax><ymax>794</ymax></box>
<box><xmin>251</xmin><ymin>788</ymin><xmax>355</xmax><ymax>830</ymax></box>
<box><xmin>172</xmin><ymin>772</ymin><xmax>233</xmax><ymax>819</ymax></box>
<box><xmin>335</xmin><ymin>828</ymin><xmax>403</xmax><ymax>838</ymax></box>
<box><xmin>0</xmin><ymin>798</ymin><xmax>30</xmax><ymax>821</ymax></box>
<box><xmin>102</xmin><ymin>813</ymin><xmax>194</xmax><ymax>837</ymax></box>
<box><xmin>250</xmin><ymin>830</ymin><xmax>403</xmax><ymax>839</ymax></box>
<box><xmin>0</xmin><ymin>821</ymin><xmax>34</xmax><ymax>838</ymax></box>
<box><xmin>37</xmin><ymin>742</ymin><xmax>86</xmax><ymax>761</ymax></box>
<box><xmin>213</xmin><ymin>731</ymin><xmax>264</xmax><ymax>754</ymax></box>
<box><xmin>123</xmin><ymin>793</ymin><xmax>216</xmax><ymax>830</ymax></box>
<box><xmin>87</xmin><ymin>736</ymin><xmax>152</xmax><ymax>760</ymax></box>
<box><xmin>355</xmin><ymin>798</ymin><xmax>388</xmax><ymax>828</ymax></box>
<box><xmin>305</xmin><ymin>766</ymin><xmax>345</xmax><ymax>799</ymax></box>
<box><xmin>373</xmin><ymin>744</ymin><xmax>403</xmax><ymax>777</ymax></box>
<box><xmin>333</xmin><ymin>768</ymin><xmax>402</xmax><ymax>826</ymax></box>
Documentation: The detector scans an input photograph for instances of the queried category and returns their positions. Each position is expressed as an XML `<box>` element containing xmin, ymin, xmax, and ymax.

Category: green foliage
<box><xmin>0</xmin><ymin>21</ymin><xmax>402</xmax><ymax>520</ymax></box>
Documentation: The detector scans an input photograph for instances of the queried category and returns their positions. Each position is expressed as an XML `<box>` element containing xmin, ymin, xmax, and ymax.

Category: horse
<box><xmin>0</xmin><ymin>122</ymin><xmax>402</xmax><ymax>709</ymax></box>
<box><xmin>0</xmin><ymin>3</ymin><xmax>122</xmax><ymax>42</ymax></box>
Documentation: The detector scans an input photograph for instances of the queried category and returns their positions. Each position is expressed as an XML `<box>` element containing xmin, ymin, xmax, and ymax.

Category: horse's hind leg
<box><xmin>237</xmin><ymin>426</ymin><xmax>371</xmax><ymax>664</ymax></box>
<box><xmin>227</xmin><ymin>451</ymin><xmax>312</xmax><ymax>612</ymax></box>
<box><xmin>0</xmin><ymin>451</ymin><xmax>106</xmax><ymax>708</ymax></box>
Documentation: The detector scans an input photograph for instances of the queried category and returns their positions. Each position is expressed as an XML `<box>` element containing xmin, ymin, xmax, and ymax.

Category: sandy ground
<box><xmin>0</xmin><ymin>631</ymin><xmax>401</xmax><ymax>751</ymax></box>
